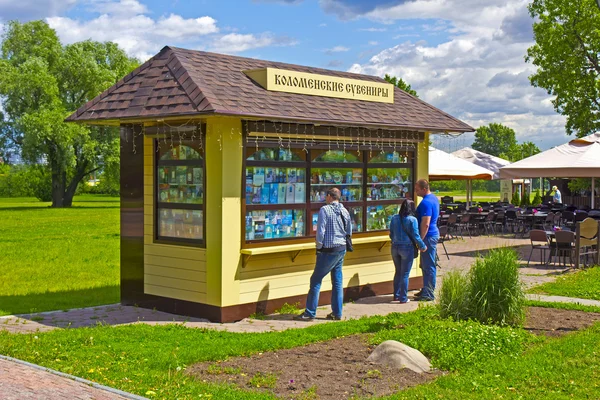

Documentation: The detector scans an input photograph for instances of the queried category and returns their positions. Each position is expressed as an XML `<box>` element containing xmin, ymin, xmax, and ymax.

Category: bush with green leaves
<box><xmin>531</xmin><ymin>190</ymin><xmax>542</xmax><ymax>206</ymax></box>
<box><xmin>439</xmin><ymin>248</ymin><xmax>525</xmax><ymax>326</ymax></box>
<box><xmin>520</xmin><ymin>190</ymin><xmax>530</xmax><ymax>207</ymax></box>
<box><xmin>511</xmin><ymin>191</ymin><xmax>520</xmax><ymax>206</ymax></box>
<box><xmin>0</xmin><ymin>164</ymin><xmax>52</xmax><ymax>200</ymax></box>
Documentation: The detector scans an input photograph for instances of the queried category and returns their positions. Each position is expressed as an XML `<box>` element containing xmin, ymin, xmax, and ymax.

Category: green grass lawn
<box><xmin>435</xmin><ymin>191</ymin><xmax>501</xmax><ymax>202</ymax></box>
<box><xmin>0</xmin><ymin>307</ymin><xmax>541</xmax><ymax>399</ymax></box>
<box><xmin>1</xmin><ymin>305</ymin><xmax>599</xmax><ymax>399</ymax></box>
<box><xmin>529</xmin><ymin>267</ymin><xmax>600</xmax><ymax>301</ymax></box>
<box><xmin>0</xmin><ymin>195</ymin><xmax>120</xmax><ymax>315</ymax></box>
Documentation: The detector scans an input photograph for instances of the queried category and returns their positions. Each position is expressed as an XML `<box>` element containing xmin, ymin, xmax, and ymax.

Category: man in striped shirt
<box><xmin>295</xmin><ymin>187</ymin><xmax>352</xmax><ymax>321</ymax></box>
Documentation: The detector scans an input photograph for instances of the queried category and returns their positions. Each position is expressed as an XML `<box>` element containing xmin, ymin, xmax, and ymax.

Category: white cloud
<box><xmin>0</xmin><ymin>0</ymin><xmax>78</xmax><ymax>21</ymax></box>
<box><xmin>368</xmin><ymin>41</ymin><xmax>378</xmax><ymax>46</ymax></box>
<box><xmin>358</xmin><ymin>27</ymin><xmax>387</xmax><ymax>32</ymax></box>
<box><xmin>46</xmin><ymin>0</ymin><xmax>296</xmax><ymax>61</ymax></box>
<box><xmin>211</xmin><ymin>32</ymin><xmax>297</xmax><ymax>53</ymax></box>
<box><xmin>87</xmin><ymin>0</ymin><xmax>147</xmax><ymax>15</ymax></box>
<box><xmin>324</xmin><ymin>45</ymin><xmax>350</xmax><ymax>54</ymax></box>
<box><xmin>346</xmin><ymin>0</ymin><xmax>569</xmax><ymax>149</ymax></box>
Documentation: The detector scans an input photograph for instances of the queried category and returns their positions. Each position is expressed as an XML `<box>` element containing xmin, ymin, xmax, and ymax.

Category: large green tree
<box><xmin>472</xmin><ymin>123</ymin><xmax>518</xmax><ymax>157</ymax></box>
<box><xmin>0</xmin><ymin>21</ymin><xmax>138</xmax><ymax>206</ymax></box>
<box><xmin>472</xmin><ymin>123</ymin><xmax>540</xmax><ymax>162</ymax></box>
<box><xmin>384</xmin><ymin>74</ymin><xmax>419</xmax><ymax>97</ymax></box>
<box><xmin>526</xmin><ymin>0</ymin><xmax>600</xmax><ymax>137</ymax></box>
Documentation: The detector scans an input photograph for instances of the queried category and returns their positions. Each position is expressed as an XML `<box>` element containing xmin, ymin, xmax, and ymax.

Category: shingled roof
<box><xmin>66</xmin><ymin>46</ymin><xmax>473</xmax><ymax>133</ymax></box>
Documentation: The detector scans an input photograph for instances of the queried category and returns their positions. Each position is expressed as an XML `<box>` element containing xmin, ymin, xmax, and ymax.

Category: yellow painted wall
<box><xmin>143</xmin><ymin>136</ymin><xmax>208</xmax><ymax>303</ymax></box>
<box><xmin>142</xmin><ymin>123</ymin><xmax>426</xmax><ymax>307</ymax></box>
<box><xmin>205</xmin><ymin>117</ymin><xmax>243</xmax><ymax>307</ymax></box>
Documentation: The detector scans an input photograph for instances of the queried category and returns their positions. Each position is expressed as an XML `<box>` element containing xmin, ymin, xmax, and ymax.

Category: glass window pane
<box><xmin>246</xmin><ymin>147</ymin><xmax>303</xmax><ymax>161</ymax></box>
<box><xmin>366</xmin><ymin>204</ymin><xmax>400</xmax><ymax>231</ymax></box>
<box><xmin>312</xmin><ymin>150</ymin><xmax>360</xmax><ymax>163</ymax></box>
<box><xmin>245</xmin><ymin>209</ymin><xmax>305</xmax><ymax>240</ymax></box>
<box><xmin>158</xmin><ymin>208</ymin><xmax>203</xmax><ymax>240</ymax></box>
<box><xmin>311</xmin><ymin>206</ymin><xmax>363</xmax><ymax>233</ymax></box>
<box><xmin>157</xmin><ymin>166</ymin><xmax>203</xmax><ymax>204</ymax></box>
<box><xmin>366</xmin><ymin>168</ymin><xmax>412</xmax><ymax>201</ymax></box>
<box><xmin>245</xmin><ymin>167</ymin><xmax>306</xmax><ymax>205</ymax></box>
<box><xmin>309</xmin><ymin>167</ymin><xmax>363</xmax><ymax>203</ymax></box>
<box><xmin>369</xmin><ymin>151</ymin><xmax>409</xmax><ymax>163</ymax></box>
<box><xmin>159</xmin><ymin>145</ymin><xmax>202</xmax><ymax>160</ymax></box>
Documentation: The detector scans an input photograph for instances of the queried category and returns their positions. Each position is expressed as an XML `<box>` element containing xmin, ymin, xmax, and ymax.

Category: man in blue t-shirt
<box><xmin>415</xmin><ymin>179</ymin><xmax>439</xmax><ymax>301</ymax></box>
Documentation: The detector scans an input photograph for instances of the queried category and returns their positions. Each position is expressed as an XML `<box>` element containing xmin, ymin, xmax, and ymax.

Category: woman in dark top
<box><xmin>389</xmin><ymin>200</ymin><xmax>427</xmax><ymax>303</ymax></box>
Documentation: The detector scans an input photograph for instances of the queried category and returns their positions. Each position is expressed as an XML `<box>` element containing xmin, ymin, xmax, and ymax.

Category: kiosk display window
<box><xmin>156</xmin><ymin>142</ymin><xmax>205</xmax><ymax>245</ymax></box>
<box><xmin>244</xmin><ymin>143</ymin><xmax>415</xmax><ymax>244</ymax></box>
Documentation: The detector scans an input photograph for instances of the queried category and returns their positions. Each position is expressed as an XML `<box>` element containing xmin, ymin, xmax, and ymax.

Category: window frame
<box><xmin>242</xmin><ymin>141</ymin><xmax>416</xmax><ymax>248</ymax></box>
<box><xmin>154</xmin><ymin>139</ymin><xmax>206</xmax><ymax>247</ymax></box>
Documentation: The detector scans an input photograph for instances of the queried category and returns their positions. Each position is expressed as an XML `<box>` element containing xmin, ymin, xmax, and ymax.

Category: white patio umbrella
<box><xmin>499</xmin><ymin>133</ymin><xmax>600</xmax><ymax>208</ymax></box>
<box><xmin>429</xmin><ymin>147</ymin><xmax>494</xmax><ymax>207</ymax></box>
<box><xmin>452</xmin><ymin>148</ymin><xmax>510</xmax><ymax>180</ymax></box>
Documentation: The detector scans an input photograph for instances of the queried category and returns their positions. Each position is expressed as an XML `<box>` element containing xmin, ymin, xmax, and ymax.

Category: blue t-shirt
<box><xmin>416</xmin><ymin>193</ymin><xmax>439</xmax><ymax>237</ymax></box>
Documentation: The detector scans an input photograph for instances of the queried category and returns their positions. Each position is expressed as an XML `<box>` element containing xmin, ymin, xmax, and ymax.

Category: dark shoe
<box><xmin>415</xmin><ymin>297</ymin><xmax>434</xmax><ymax>302</ymax></box>
<box><xmin>293</xmin><ymin>312</ymin><xmax>315</xmax><ymax>321</ymax></box>
<box><xmin>399</xmin><ymin>299</ymin><xmax>411</xmax><ymax>304</ymax></box>
<box><xmin>413</xmin><ymin>290</ymin><xmax>423</xmax><ymax>298</ymax></box>
<box><xmin>326</xmin><ymin>312</ymin><xmax>342</xmax><ymax>321</ymax></box>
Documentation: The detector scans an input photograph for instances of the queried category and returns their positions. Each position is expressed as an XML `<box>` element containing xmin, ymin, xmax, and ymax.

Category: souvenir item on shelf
<box><xmin>270</xmin><ymin>184</ymin><xmax>279</xmax><ymax>204</ymax></box>
<box><xmin>295</xmin><ymin>183</ymin><xmax>305</xmax><ymax>203</ymax></box>
<box><xmin>286</xmin><ymin>183</ymin><xmax>295</xmax><ymax>203</ymax></box>
<box><xmin>332</xmin><ymin>171</ymin><xmax>342</xmax><ymax>184</ymax></box>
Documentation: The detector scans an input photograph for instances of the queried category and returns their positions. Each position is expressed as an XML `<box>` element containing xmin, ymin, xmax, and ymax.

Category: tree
<box><xmin>0</xmin><ymin>21</ymin><xmax>138</xmax><ymax>206</ymax></box>
<box><xmin>526</xmin><ymin>0</ymin><xmax>600</xmax><ymax>137</ymax></box>
<box><xmin>472</xmin><ymin>123</ymin><xmax>518</xmax><ymax>157</ymax></box>
<box><xmin>384</xmin><ymin>74</ymin><xmax>419</xmax><ymax>97</ymax></box>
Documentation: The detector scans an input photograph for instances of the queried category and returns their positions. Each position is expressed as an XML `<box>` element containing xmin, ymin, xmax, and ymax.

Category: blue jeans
<box><xmin>304</xmin><ymin>250</ymin><xmax>346</xmax><ymax>318</ymax></box>
<box><xmin>420</xmin><ymin>235</ymin><xmax>439</xmax><ymax>300</ymax></box>
<box><xmin>391</xmin><ymin>244</ymin><xmax>414</xmax><ymax>302</ymax></box>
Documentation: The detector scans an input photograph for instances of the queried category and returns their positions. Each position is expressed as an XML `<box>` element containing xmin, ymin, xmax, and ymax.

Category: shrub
<box><xmin>438</xmin><ymin>248</ymin><xmax>525</xmax><ymax>327</ymax></box>
<box><xmin>531</xmin><ymin>190</ymin><xmax>542</xmax><ymax>206</ymax></box>
<box><xmin>438</xmin><ymin>270</ymin><xmax>470</xmax><ymax>321</ymax></box>
<box><xmin>0</xmin><ymin>164</ymin><xmax>52</xmax><ymax>200</ymax></box>
<box><xmin>511</xmin><ymin>190</ymin><xmax>520</xmax><ymax>206</ymax></box>
<box><xmin>520</xmin><ymin>189</ymin><xmax>530</xmax><ymax>207</ymax></box>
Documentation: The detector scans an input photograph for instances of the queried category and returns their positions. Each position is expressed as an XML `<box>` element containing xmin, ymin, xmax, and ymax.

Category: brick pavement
<box><xmin>0</xmin><ymin>357</ymin><xmax>137</xmax><ymax>400</ymax></box>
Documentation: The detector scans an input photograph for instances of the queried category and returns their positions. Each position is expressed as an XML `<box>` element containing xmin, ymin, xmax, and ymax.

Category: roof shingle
<box><xmin>66</xmin><ymin>46</ymin><xmax>473</xmax><ymax>133</ymax></box>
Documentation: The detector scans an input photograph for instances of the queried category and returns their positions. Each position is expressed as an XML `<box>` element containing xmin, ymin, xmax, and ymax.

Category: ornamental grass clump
<box><xmin>469</xmin><ymin>248</ymin><xmax>525</xmax><ymax>326</ymax></box>
<box><xmin>438</xmin><ymin>270</ymin><xmax>470</xmax><ymax>321</ymax></box>
<box><xmin>438</xmin><ymin>248</ymin><xmax>525</xmax><ymax>327</ymax></box>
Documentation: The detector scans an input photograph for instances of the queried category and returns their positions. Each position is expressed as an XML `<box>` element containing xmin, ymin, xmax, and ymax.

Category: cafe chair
<box><xmin>455</xmin><ymin>214</ymin><xmax>472</xmax><ymax>238</ymax></box>
<box><xmin>437</xmin><ymin>225</ymin><xmax>450</xmax><ymax>260</ymax></box>
<box><xmin>483</xmin><ymin>211</ymin><xmax>496</xmax><ymax>235</ymax></box>
<box><xmin>574</xmin><ymin>218</ymin><xmax>600</xmax><ymax>269</ymax></box>
<box><xmin>553</xmin><ymin>230</ymin><xmax>576</xmax><ymax>267</ymax></box>
<box><xmin>552</xmin><ymin>212</ymin><xmax>561</xmax><ymax>229</ymax></box>
<box><xmin>446</xmin><ymin>213</ymin><xmax>458</xmax><ymax>239</ymax></box>
<box><xmin>494</xmin><ymin>210</ymin><xmax>506</xmax><ymax>234</ymax></box>
<box><xmin>528</xmin><ymin>230</ymin><xmax>551</xmax><ymax>266</ymax></box>
<box><xmin>542</xmin><ymin>212</ymin><xmax>555</xmax><ymax>231</ymax></box>
<box><xmin>561</xmin><ymin>211</ymin><xmax>575</xmax><ymax>229</ymax></box>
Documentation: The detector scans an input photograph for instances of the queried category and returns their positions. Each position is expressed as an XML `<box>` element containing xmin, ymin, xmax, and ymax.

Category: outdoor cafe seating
<box><xmin>527</xmin><ymin>218</ymin><xmax>599</xmax><ymax>268</ymax></box>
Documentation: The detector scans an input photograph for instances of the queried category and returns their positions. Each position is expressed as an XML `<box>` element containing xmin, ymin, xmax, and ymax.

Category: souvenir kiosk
<box><xmin>67</xmin><ymin>46</ymin><xmax>473</xmax><ymax>322</ymax></box>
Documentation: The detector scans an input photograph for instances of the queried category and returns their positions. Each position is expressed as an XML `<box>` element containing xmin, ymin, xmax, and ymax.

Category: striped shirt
<box><xmin>316</xmin><ymin>202</ymin><xmax>352</xmax><ymax>249</ymax></box>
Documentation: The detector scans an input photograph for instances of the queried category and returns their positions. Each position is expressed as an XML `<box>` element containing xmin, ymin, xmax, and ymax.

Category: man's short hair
<box><xmin>416</xmin><ymin>179</ymin><xmax>430</xmax><ymax>191</ymax></box>
<box><xmin>327</xmin><ymin>188</ymin><xmax>341</xmax><ymax>201</ymax></box>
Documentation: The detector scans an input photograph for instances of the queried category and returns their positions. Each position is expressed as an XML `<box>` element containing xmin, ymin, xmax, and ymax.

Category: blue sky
<box><xmin>0</xmin><ymin>0</ymin><xmax>570</xmax><ymax>151</ymax></box>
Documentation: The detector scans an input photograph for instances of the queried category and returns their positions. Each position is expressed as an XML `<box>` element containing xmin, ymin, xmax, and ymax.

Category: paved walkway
<box><xmin>0</xmin><ymin>234</ymin><xmax>578</xmax><ymax>335</ymax></box>
<box><xmin>0</xmin><ymin>234</ymin><xmax>596</xmax><ymax>400</ymax></box>
<box><xmin>0</xmin><ymin>356</ymin><xmax>141</xmax><ymax>400</ymax></box>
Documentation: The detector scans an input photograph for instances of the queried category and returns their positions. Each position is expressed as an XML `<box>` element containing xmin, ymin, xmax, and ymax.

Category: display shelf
<box><xmin>311</xmin><ymin>183</ymin><xmax>362</xmax><ymax>186</ymax></box>
<box><xmin>240</xmin><ymin>235</ymin><xmax>391</xmax><ymax>267</ymax></box>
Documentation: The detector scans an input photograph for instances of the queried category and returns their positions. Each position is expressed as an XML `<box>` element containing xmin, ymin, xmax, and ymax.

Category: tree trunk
<box><xmin>51</xmin><ymin>170</ymin><xmax>65</xmax><ymax>208</ymax></box>
<box><xmin>63</xmin><ymin>163</ymin><xmax>90</xmax><ymax>207</ymax></box>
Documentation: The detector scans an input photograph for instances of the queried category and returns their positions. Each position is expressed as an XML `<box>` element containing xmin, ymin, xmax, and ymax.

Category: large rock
<box><xmin>367</xmin><ymin>340</ymin><xmax>431</xmax><ymax>373</ymax></box>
